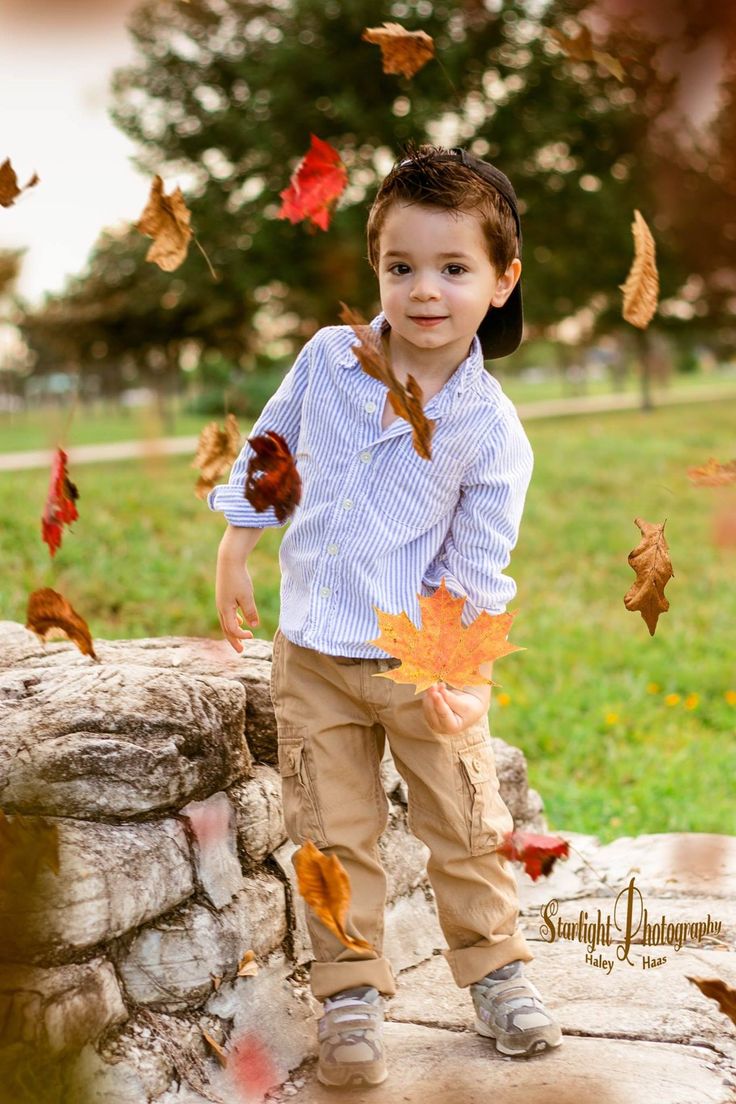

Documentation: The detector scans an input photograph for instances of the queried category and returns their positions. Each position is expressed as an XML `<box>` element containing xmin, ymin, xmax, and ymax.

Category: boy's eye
<box><xmin>388</xmin><ymin>263</ymin><xmax>467</xmax><ymax>275</ymax></box>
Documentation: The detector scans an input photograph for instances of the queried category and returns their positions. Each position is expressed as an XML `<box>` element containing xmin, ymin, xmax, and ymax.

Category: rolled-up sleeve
<box><xmin>207</xmin><ymin>333</ymin><xmax>317</xmax><ymax>527</ymax></box>
<box><xmin>421</xmin><ymin>406</ymin><xmax>534</xmax><ymax>626</ymax></box>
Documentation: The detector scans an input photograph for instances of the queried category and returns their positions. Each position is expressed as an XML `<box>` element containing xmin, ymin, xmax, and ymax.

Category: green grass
<box><xmin>1</xmin><ymin>399</ymin><xmax>734</xmax><ymax>845</ymax></box>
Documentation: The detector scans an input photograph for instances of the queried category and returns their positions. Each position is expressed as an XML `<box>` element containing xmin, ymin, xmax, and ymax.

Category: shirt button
<box><xmin>343</xmin><ymin>499</ymin><xmax>353</xmax><ymax>509</ymax></box>
<box><xmin>320</xmin><ymin>586</ymin><xmax>331</xmax><ymax>597</ymax></box>
<box><xmin>364</xmin><ymin>400</ymin><xmax>376</xmax><ymax>413</ymax></box>
<box><xmin>327</xmin><ymin>543</ymin><xmax>338</xmax><ymax>555</ymax></box>
<box><xmin>360</xmin><ymin>450</ymin><xmax>371</xmax><ymax>463</ymax></box>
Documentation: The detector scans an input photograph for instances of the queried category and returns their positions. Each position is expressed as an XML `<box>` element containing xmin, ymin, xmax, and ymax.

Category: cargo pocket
<box><xmin>277</xmin><ymin>726</ymin><xmax>328</xmax><ymax>848</ymax></box>
<box><xmin>457</xmin><ymin>742</ymin><xmax>512</xmax><ymax>856</ymax></box>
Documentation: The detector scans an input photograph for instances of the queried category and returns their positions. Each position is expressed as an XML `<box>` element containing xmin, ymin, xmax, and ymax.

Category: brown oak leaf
<box><xmin>338</xmin><ymin>300</ymin><xmax>435</xmax><ymax>459</ymax></box>
<box><xmin>192</xmin><ymin>412</ymin><xmax>242</xmax><ymax>498</ymax></box>
<box><xmin>547</xmin><ymin>24</ymin><xmax>625</xmax><ymax>82</ymax></box>
<box><xmin>41</xmin><ymin>447</ymin><xmax>79</xmax><ymax>558</ymax></box>
<box><xmin>367</xmin><ymin>576</ymin><xmax>525</xmax><ymax>694</ymax></box>
<box><xmin>26</xmin><ymin>587</ymin><xmax>98</xmax><ymax>660</ymax></box>
<box><xmin>686</xmin><ymin>976</ymin><xmax>736</xmax><ymax>1029</ymax></box>
<box><xmin>244</xmin><ymin>430</ymin><xmax>302</xmax><ymax>523</ymax></box>
<box><xmin>293</xmin><ymin>839</ymin><xmax>375</xmax><ymax>954</ymax></box>
<box><xmin>135</xmin><ymin>174</ymin><xmax>193</xmax><ymax>271</ymax></box>
<box><xmin>362</xmin><ymin>21</ymin><xmax>435</xmax><ymax>79</ymax></box>
<box><xmin>0</xmin><ymin>158</ymin><xmax>40</xmax><ymax>208</ymax></box>
<box><xmin>277</xmin><ymin>134</ymin><xmax>348</xmax><ymax>233</ymax></box>
<box><xmin>619</xmin><ymin>209</ymin><xmax>659</xmax><ymax>329</ymax></box>
<box><xmin>497</xmin><ymin>829</ymin><xmax>570</xmax><ymax>881</ymax></box>
<box><xmin>624</xmin><ymin>516</ymin><xmax>673</xmax><ymax>636</ymax></box>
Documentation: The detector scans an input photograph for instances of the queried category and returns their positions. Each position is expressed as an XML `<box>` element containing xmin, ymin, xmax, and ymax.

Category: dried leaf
<box><xmin>686</xmin><ymin>976</ymin><xmax>736</xmax><ymax>1028</ymax></box>
<box><xmin>367</xmin><ymin>576</ymin><xmax>524</xmax><ymax>694</ymax></box>
<box><xmin>0</xmin><ymin>158</ymin><xmax>40</xmax><ymax>208</ymax></box>
<box><xmin>361</xmin><ymin>21</ymin><xmax>435</xmax><ymax>79</ymax></box>
<box><xmin>41</xmin><ymin>447</ymin><xmax>79</xmax><ymax>558</ymax></box>
<box><xmin>687</xmin><ymin>457</ymin><xmax>736</xmax><ymax>487</ymax></box>
<box><xmin>277</xmin><ymin>134</ymin><xmax>348</xmax><ymax>232</ymax></box>
<box><xmin>624</xmin><ymin>516</ymin><xmax>674</xmax><ymax>635</ymax></box>
<box><xmin>26</xmin><ymin>587</ymin><xmax>98</xmax><ymax>660</ymax></box>
<box><xmin>619</xmin><ymin>209</ymin><xmax>659</xmax><ymax>328</ymax></box>
<box><xmin>497</xmin><ymin>829</ymin><xmax>570</xmax><ymax>881</ymax></box>
<box><xmin>135</xmin><ymin>174</ymin><xmax>193</xmax><ymax>271</ymax></box>
<box><xmin>202</xmin><ymin>1029</ymin><xmax>228</xmax><ymax>1067</ymax></box>
<box><xmin>211</xmin><ymin>974</ymin><xmax>222</xmax><ymax>990</ymax></box>
<box><xmin>547</xmin><ymin>24</ymin><xmax>625</xmax><ymax>82</ymax></box>
<box><xmin>193</xmin><ymin>413</ymin><xmax>242</xmax><ymax>498</ymax></box>
<box><xmin>237</xmin><ymin>950</ymin><xmax>259</xmax><ymax>977</ymax></box>
<box><xmin>244</xmin><ymin>430</ymin><xmax>302</xmax><ymax>523</ymax></box>
<box><xmin>338</xmin><ymin>301</ymin><xmax>435</xmax><ymax>459</ymax></box>
<box><xmin>292</xmin><ymin>839</ymin><xmax>375</xmax><ymax>954</ymax></box>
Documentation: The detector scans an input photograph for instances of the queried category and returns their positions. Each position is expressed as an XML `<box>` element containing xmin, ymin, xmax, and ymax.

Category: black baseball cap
<box><xmin>397</xmin><ymin>146</ymin><xmax>524</xmax><ymax>359</ymax></box>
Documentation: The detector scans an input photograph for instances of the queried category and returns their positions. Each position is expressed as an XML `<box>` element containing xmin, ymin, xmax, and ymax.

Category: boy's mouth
<box><xmin>410</xmin><ymin>316</ymin><xmax>447</xmax><ymax>326</ymax></box>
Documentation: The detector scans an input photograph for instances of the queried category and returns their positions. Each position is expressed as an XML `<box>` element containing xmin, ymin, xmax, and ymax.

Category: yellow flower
<box><xmin>646</xmin><ymin>682</ymin><xmax>660</xmax><ymax>694</ymax></box>
<box><xmin>684</xmin><ymin>693</ymin><xmax>699</xmax><ymax>710</ymax></box>
<box><xmin>604</xmin><ymin>711</ymin><xmax>619</xmax><ymax>725</ymax></box>
<box><xmin>664</xmin><ymin>693</ymin><xmax>680</xmax><ymax>706</ymax></box>
<box><xmin>726</xmin><ymin>690</ymin><xmax>736</xmax><ymax>706</ymax></box>
<box><xmin>496</xmin><ymin>691</ymin><xmax>511</xmax><ymax>708</ymax></box>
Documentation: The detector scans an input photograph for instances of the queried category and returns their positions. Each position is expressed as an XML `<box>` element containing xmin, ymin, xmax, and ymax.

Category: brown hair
<box><xmin>366</xmin><ymin>140</ymin><xmax>519</xmax><ymax>279</ymax></box>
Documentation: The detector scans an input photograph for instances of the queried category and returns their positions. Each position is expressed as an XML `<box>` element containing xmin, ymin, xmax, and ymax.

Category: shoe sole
<box><xmin>474</xmin><ymin>1014</ymin><xmax>563</xmax><ymax>1057</ymax></box>
<box><xmin>317</xmin><ymin>1058</ymin><xmax>388</xmax><ymax>1088</ymax></box>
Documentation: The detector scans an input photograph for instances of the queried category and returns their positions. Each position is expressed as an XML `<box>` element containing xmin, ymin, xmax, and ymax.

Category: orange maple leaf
<box><xmin>497</xmin><ymin>829</ymin><xmax>570</xmax><ymax>882</ymax></box>
<box><xmin>293</xmin><ymin>839</ymin><xmax>375</xmax><ymax>954</ymax></box>
<box><xmin>624</xmin><ymin>516</ymin><xmax>674</xmax><ymax>635</ymax></box>
<box><xmin>277</xmin><ymin>134</ymin><xmax>348</xmax><ymax>232</ymax></box>
<box><xmin>26</xmin><ymin>587</ymin><xmax>98</xmax><ymax>660</ymax></box>
<box><xmin>192</xmin><ymin>412</ymin><xmax>242</xmax><ymax>498</ymax></box>
<box><xmin>687</xmin><ymin>456</ymin><xmax>736</xmax><ymax>487</ymax></box>
<box><xmin>686</xmin><ymin>976</ymin><xmax>736</xmax><ymax>1028</ymax></box>
<box><xmin>244</xmin><ymin>430</ymin><xmax>302</xmax><ymax>523</ymax></box>
<box><xmin>0</xmin><ymin>158</ymin><xmax>40</xmax><ymax>208</ymax></box>
<box><xmin>367</xmin><ymin>577</ymin><xmax>525</xmax><ymax>694</ymax></box>
<box><xmin>361</xmin><ymin>21</ymin><xmax>435</xmax><ymax>79</ymax></box>
<box><xmin>41</xmin><ymin>447</ymin><xmax>79</xmax><ymax>558</ymax></box>
<box><xmin>338</xmin><ymin>300</ymin><xmax>435</xmax><ymax>459</ymax></box>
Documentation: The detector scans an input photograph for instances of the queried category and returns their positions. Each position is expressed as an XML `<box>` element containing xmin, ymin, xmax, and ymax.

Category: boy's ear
<box><xmin>490</xmin><ymin>258</ymin><xmax>521</xmax><ymax>307</ymax></box>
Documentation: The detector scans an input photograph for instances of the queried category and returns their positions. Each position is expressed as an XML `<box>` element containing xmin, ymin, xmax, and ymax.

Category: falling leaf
<box><xmin>0</xmin><ymin>158</ymin><xmax>40</xmax><ymax>208</ymax></box>
<box><xmin>26</xmin><ymin>587</ymin><xmax>98</xmax><ymax>660</ymax></box>
<box><xmin>619</xmin><ymin>209</ymin><xmax>659</xmax><ymax>328</ymax></box>
<box><xmin>202</xmin><ymin>1029</ymin><xmax>228</xmax><ymax>1067</ymax></box>
<box><xmin>292</xmin><ymin>839</ymin><xmax>375</xmax><ymax>954</ymax></box>
<box><xmin>211</xmin><ymin>974</ymin><xmax>222</xmax><ymax>990</ymax></box>
<box><xmin>686</xmin><ymin>976</ymin><xmax>736</xmax><ymax>1028</ymax></box>
<box><xmin>361</xmin><ymin>21</ymin><xmax>435</xmax><ymax>79</ymax></box>
<box><xmin>277</xmin><ymin>134</ymin><xmax>348</xmax><ymax>232</ymax></box>
<box><xmin>338</xmin><ymin>301</ymin><xmax>435</xmax><ymax>459</ymax></box>
<box><xmin>192</xmin><ymin>413</ymin><xmax>242</xmax><ymax>498</ymax></box>
<box><xmin>497</xmin><ymin>829</ymin><xmax>570</xmax><ymax>881</ymax></box>
<box><xmin>624</xmin><ymin>517</ymin><xmax>673</xmax><ymax>635</ymax></box>
<box><xmin>687</xmin><ymin>457</ymin><xmax>736</xmax><ymax>486</ymax></box>
<box><xmin>227</xmin><ymin>1030</ymin><xmax>280</xmax><ymax>1100</ymax></box>
<box><xmin>367</xmin><ymin>576</ymin><xmax>525</xmax><ymax>695</ymax></box>
<box><xmin>237</xmin><ymin>950</ymin><xmax>259</xmax><ymax>977</ymax></box>
<box><xmin>244</xmin><ymin>430</ymin><xmax>302</xmax><ymax>523</ymax></box>
<box><xmin>41</xmin><ymin>447</ymin><xmax>79</xmax><ymax>558</ymax></box>
<box><xmin>547</xmin><ymin>24</ymin><xmax>625</xmax><ymax>82</ymax></box>
<box><xmin>135</xmin><ymin>174</ymin><xmax>193</xmax><ymax>271</ymax></box>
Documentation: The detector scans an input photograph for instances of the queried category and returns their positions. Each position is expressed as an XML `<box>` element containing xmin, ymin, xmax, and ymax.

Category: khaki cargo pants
<box><xmin>270</xmin><ymin>626</ymin><xmax>534</xmax><ymax>1002</ymax></box>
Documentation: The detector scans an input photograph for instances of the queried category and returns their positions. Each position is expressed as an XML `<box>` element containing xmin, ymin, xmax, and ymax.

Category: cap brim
<box><xmin>476</xmin><ymin>279</ymin><xmax>523</xmax><ymax>359</ymax></box>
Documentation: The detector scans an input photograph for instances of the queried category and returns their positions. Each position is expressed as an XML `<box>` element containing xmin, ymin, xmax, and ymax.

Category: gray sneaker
<box><xmin>470</xmin><ymin>959</ymin><xmax>563</xmax><ymax>1057</ymax></box>
<box><xmin>317</xmin><ymin>985</ymin><xmax>388</xmax><ymax>1088</ymax></box>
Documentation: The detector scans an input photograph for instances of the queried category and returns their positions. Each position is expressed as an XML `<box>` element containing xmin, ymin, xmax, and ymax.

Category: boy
<box><xmin>209</xmin><ymin>143</ymin><xmax>562</xmax><ymax>1088</ymax></box>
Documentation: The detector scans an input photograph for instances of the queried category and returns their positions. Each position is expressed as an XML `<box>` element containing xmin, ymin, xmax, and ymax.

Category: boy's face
<box><xmin>376</xmin><ymin>201</ymin><xmax>521</xmax><ymax>370</ymax></box>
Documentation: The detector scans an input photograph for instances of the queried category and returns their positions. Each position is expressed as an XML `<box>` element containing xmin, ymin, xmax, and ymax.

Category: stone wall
<box><xmin>0</xmin><ymin>621</ymin><xmax>546</xmax><ymax>1104</ymax></box>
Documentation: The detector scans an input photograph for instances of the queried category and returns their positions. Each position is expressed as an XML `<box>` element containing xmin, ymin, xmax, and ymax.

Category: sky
<box><xmin>0</xmin><ymin>9</ymin><xmax>147</xmax><ymax>310</ymax></box>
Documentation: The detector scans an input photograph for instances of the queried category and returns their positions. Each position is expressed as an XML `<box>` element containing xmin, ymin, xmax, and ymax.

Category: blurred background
<box><xmin>1</xmin><ymin>0</ymin><xmax>734</xmax><ymax>842</ymax></box>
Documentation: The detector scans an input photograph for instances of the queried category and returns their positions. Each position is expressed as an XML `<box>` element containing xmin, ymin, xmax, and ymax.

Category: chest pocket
<box><xmin>371</xmin><ymin>446</ymin><xmax>465</xmax><ymax>533</ymax></box>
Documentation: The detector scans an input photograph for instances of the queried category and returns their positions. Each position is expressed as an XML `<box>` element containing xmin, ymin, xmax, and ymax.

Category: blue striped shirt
<box><xmin>207</xmin><ymin>310</ymin><xmax>534</xmax><ymax>658</ymax></box>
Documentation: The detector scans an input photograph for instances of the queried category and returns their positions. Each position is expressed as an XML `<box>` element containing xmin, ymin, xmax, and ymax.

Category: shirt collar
<box><xmin>335</xmin><ymin>310</ymin><xmax>484</xmax><ymax>410</ymax></box>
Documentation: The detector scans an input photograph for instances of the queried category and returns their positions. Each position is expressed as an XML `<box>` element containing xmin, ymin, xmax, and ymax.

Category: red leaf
<box><xmin>497</xmin><ymin>829</ymin><xmax>570</xmax><ymax>881</ymax></box>
<box><xmin>277</xmin><ymin>134</ymin><xmax>348</xmax><ymax>232</ymax></box>
<box><xmin>41</xmin><ymin>448</ymin><xmax>79</xmax><ymax>557</ymax></box>
<box><xmin>244</xmin><ymin>430</ymin><xmax>302</xmax><ymax>523</ymax></box>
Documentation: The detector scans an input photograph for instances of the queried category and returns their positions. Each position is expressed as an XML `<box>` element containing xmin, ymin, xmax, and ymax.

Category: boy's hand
<box><xmin>423</xmin><ymin>681</ymin><xmax>491</xmax><ymax>735</ymax></box>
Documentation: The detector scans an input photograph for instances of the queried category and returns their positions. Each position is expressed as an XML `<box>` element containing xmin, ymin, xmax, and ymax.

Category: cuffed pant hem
<box><xmin>443</xmin><ymin>929</ymin><xmax>535</xmax><ymax>988</ymax></box>
<box><xmin>310</xmin><ymin>956</ymin><xmax>398</xmax><ymax>1001</ymax></box>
